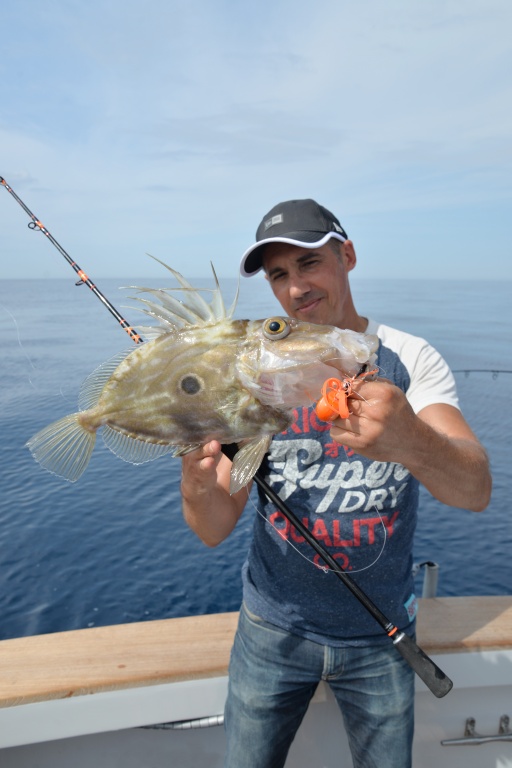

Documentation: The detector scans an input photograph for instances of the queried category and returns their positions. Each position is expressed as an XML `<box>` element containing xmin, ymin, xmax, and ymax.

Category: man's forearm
<box><xmin>399</xmin><ymin>423</ymin><xmax>491</xmax><ymax>511</ymax></box>
<box><xmin>181</xmin><ymin>483</ymin><xmax>245</xmax><ymax>547</ymax></box>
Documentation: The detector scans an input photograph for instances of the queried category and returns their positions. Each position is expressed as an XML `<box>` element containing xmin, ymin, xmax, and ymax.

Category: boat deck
<box><xmin>0</xmin><ymin>595</ymin><xmax>511</xmax><ymax>709</ymax></box>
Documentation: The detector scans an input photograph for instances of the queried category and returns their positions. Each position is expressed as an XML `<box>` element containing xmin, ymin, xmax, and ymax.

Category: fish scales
<box><xmin>83</xmin><ymin>320</ymin><xmax>290</xmax><ymax>444</ymax></box>
<box><xmin>27</xmin><ymin>260</ymin><xmax>378</xmax><ymax>494</ymax></box>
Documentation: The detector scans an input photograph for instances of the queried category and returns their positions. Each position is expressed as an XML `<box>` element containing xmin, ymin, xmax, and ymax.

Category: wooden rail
<box><xmin>0</xmin><ymin>596</ymin><xmax>510</xmax><ymax>709</ymax></box>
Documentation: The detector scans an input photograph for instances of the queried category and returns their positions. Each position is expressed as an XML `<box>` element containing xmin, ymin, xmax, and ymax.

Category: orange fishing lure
<box><xmin>315</xmin><ymin>369</ymin><xmax>379</xmax><ymax>422</ymax></box>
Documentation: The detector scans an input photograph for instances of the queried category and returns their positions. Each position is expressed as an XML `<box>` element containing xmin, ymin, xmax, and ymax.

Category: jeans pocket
<box><xmin>241</xmin><ymin>602</ymin><xmax>287</xmax><ymax>636</ymax></box>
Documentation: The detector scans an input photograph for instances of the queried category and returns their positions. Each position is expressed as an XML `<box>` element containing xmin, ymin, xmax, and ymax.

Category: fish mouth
<box><xmin>326</xmin><ymin>356</ymin><xmax>375</xmax><ymax>379</ymax></box>
<box><xmin>317</xmin><ymin>334</ymin><xmax>379</xmax><ymax>377</ymax></box>
<box><xmin>315</xmin><ymin>351</ymin><xmax>362</xmax><ymax>375</ymax></box>
<box><xmin>349</xmin><ymin>361</ymin><xmax>378</xmax><ymax>378</ymax></box>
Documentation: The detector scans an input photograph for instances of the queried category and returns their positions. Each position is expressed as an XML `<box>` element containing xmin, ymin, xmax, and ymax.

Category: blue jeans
<box><xmin>224</xmin><ymin>604</ymin><xmax>414</xmax><ymax>768</ymax></box>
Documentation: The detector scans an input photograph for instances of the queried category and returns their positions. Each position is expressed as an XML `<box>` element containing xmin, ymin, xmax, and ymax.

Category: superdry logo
<box><xmin>268</xmin><ymin>510</ymin><xmax>401</xmax><ymax>571</ymax></box>
<box><xmin>267</xmin><ymin>438</ymin><xmax>410</xmax><ymax>515</ymax></box>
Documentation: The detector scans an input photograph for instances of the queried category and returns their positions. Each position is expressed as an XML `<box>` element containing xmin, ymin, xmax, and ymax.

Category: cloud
<box><xmin>1</xmin><ymin>0</ymin><xmax>511</xmax><ymax>280</ymax></box>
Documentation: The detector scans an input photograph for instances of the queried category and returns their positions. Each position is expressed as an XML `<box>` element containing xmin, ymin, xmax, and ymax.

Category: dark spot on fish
<box><xmin>180</xmin><ymin>374</ymin><xmax>202</xmax><ymax>395</ymax></box>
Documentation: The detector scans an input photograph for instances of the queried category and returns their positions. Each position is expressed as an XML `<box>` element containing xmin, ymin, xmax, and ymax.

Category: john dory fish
<box><xmin>27</xmin><ymin>260</ymin><xmax>378</xmax><ymax>493</ymax></box>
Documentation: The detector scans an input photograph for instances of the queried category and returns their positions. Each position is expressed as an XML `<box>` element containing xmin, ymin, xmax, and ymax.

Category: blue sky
<box><xmin>1</xmin><ymin>0</ymin><xmax>511</xmax><ymax>280</ymax></box>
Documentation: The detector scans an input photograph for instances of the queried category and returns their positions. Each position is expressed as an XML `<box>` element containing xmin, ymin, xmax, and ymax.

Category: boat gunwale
<box><xmin>0</xmin><ymin>596</ymin><xmax>511</xmax><ymax>709</ymax></box>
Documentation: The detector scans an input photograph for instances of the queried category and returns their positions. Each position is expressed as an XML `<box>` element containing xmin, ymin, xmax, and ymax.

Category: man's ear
<box><xmin>342</xmin><ymin>240</ymin><xmax>357</xmax><ymax>272</ymax></box>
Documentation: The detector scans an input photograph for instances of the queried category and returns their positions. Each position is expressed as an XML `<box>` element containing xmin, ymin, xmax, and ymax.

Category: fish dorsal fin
<box><xmin>125</xmin><ymin>286</ymin><xmax>203</xmax><ymax>327</ymax></box>
<box><xmin>122</xmin><ymin>257</ymin><xmax>237</xmax><ymax>335</ymax></box>
<box><xmin>102</xmin><ymin>426</ymin><xmax>174</xmax><ymax>464</ymax></box>
<box><xmin>125</xmin><ymin>324</ymin><xmax>168</xmax><ymax>340</ymax></box>
<box><xmin>209</xmin><ymin>262</ymin><xmax>226</xmax><ymax>320</ymax></box>
<box><xmin>229</xmin><ymin>436</ymin><xmax>272</xmax><ymax>495</ymax></box>
<box><xmin>78</xmin><ymin>349</ymin><xmax>137</xmax><ymax>411</ymax></box>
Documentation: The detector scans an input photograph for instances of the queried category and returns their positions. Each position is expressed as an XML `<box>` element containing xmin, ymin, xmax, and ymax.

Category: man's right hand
<box><xmin>181</xmin><ymin>440</ymin><xmax>225</xmax><ymax>496</ymax></box>
<box><xmin>180</xmin><ymin>441</ymin><xmax>249</xmax><ymax>546</ymax></box>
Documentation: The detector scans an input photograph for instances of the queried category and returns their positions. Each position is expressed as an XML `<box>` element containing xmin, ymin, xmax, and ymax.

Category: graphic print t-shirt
<box><xmin>242</xmin><ymin>320</ymin><xmax>459</xmax><ymax>647</ymax></box>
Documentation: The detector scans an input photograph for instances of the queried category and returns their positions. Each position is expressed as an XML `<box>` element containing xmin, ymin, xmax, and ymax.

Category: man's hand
<box><xmin>181</xmin><ymin>441</ymin><xmax>249</xmax><ymax>546</ymax></box>
<box><xmin>329</xmin><ymin>378</ymin><xmax>416</xmax><ymax>464</ymax></box>
<box><xmin>329</xmin><ymin>378</ymin><xmax>491</xmax><ymax>512</ymax></box>
<box><xmin>181</xmin><ymin>440</ymin><xmax>225</xmax><ymax>496</ymax></box>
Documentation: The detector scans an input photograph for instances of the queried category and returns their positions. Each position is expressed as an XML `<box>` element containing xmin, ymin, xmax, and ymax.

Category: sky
<box><xmin>1</xmin><ymin>0</ymin><xmax>511</xmax><ymax>281</ymax></box>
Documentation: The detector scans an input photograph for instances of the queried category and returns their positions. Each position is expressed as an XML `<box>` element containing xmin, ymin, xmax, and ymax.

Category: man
<box><xmin>181</xmin><ymin>199</ymin><xmax>491</xmax><ymax>768</ymax></box>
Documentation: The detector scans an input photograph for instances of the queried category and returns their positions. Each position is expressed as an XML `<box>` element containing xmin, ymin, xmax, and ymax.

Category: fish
<box><xmin>26</xmin><ymin>259</ymin><xmax>378</xmax><ymax>494</ymax></box>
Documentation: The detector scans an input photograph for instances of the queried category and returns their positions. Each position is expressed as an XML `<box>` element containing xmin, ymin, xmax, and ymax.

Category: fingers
<box><xmin>326</xmin><ymin>380</ymin><xmax>384</xmax><ymax>445</ymax></box>
<box><xmin>181</xmin><ymin>440</ymin><xmax>223</xmax><ymax>490</ymax></box>
<box><xmin>198</xmin><ymin>440</ymin><xmax>223</xmax><ymax>467</ymax></box>
<box><xmin>329</xmin><ymin>416</ymin><xmax>360</xmax><ymax>442</ymax></box>
<box><xmin>197</xmin><ymin>439</ymin><xmax>222</xmax><ymax>470</ymax></box>
<box><xmin>328</xmin><ymin>379</ymin><xmax>417</xmax><ymax>462</ymax></box>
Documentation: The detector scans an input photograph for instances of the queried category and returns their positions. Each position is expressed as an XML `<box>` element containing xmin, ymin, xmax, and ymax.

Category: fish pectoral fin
<box><xmin>26</xmin><ymin>413</ymin><xmax>96</xmax><ymax>482</ymax></box>
<box><xmin>229</xmin><ymin>436</ymin><xmax>272</xmax><ymax>495</ymax></box>
<box><xmin>102</xmin><ymin>426</ymin><xmax>174</xmax><ymax>465</ymax></box>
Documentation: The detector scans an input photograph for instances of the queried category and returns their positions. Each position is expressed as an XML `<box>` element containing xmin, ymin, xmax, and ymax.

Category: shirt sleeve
<box><xmin>404</xmin><ymin>337</ymin><xmax>460</xmax><ymax>414</ymax></box>
<box><xmin>367</xmin><ymin>319</ymin><xmax>459</xmax><ymax>414</ymax></box>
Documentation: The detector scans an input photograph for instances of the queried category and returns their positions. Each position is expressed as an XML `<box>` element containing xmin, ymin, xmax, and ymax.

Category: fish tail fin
<box><xmin>26</xmin><ymin>413</ymin><xmax>96</xmax><ymax>482</ymax></box>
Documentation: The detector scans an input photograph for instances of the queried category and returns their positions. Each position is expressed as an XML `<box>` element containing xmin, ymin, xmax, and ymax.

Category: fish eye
<box><xmin>263</xmin><ymin>317</ymin><xmax>291</xmax><ymax>340</ymax></box>
<box><xmin>179</xmin><ymin>374</ymin><xmax>203</xmax><ymax>395</ymax></box>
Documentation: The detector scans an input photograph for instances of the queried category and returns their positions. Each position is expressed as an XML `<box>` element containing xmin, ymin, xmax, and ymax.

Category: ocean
<box><xmin>0</xmin><ymin>274</ymin><xmax>510</xmax><ymax>641</ymax></box>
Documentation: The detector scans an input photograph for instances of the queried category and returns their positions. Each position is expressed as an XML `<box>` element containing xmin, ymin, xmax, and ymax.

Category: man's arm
<box><xmin>408</xmin><ymin>402</ymin><xmax>491</xmax><ymax>511</ymax></box>
<box><xmin>329</xmin><ymin>379</ymin><xmax>491</xmax><ymax>512</ymax></box>
<box><xmin>181</xmin><ymin>440</ymin><xmax>250</xmax><ymax>547</ymax></box>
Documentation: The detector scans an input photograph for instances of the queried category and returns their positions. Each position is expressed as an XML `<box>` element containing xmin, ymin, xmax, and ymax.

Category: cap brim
<box><xmin>240</xmin><ymin>232</ymin><xmax>347</xmax><ymax>277</ymax></box>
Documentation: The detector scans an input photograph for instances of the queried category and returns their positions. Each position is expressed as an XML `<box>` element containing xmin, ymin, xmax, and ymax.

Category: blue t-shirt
<box><xmin>241</xmin><ymin>321</ymin><xmax>459</xmax><ymax>647</ymax></box>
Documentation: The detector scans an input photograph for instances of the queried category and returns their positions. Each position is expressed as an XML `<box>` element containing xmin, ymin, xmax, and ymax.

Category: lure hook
<box><xmin>315</xmin><ymin>369</ymin><xmax>379</xmax><ymax>422</ymax></box>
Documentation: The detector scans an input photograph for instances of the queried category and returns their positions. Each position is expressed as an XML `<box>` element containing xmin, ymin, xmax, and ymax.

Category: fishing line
<box><xmin>233</xmin><ymin>354</ymin><xmax>390</xmax><ymax>575</ymax></box>
<box><xmin>249</xmin><ymin>488</ymin><xmax>388</xmax><ymax>575</ymax></box>
<box><xmin>2</xmin><ymin>304</ymin><xmax>38</xmax><ymax>376</ymax></box>
<box><xmin>2</xmin><ymin>302</ymin><xmax>94</xmax><ymax>405</ymax></box>
<box><xmin>453</xmin><ymin>369</ymin><xmax>512</xmax><ymax>378</ymax></box>
<box><xmin>2</xmin><ymin>175</ymin><xmax>453</xmax><ymax>698</ymax></box>
<box><xmin>246</xmin><ymin>440</ymin><xmax>389</xmax><ymax>576</ymax></box>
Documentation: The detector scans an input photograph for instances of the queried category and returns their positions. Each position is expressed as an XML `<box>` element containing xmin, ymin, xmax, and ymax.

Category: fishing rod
<box><xmin>0</xmin><ymin>176</ymin><xmax>143</xmax><ymax>345</ymax></box>
<box><xmin>221</xmin><ymin>445</ymin><xmax>452</xmax><ymax>698</ymax></box>
<box><xmin>2</xmin><ymin>175</ymin><xmax>452</xmax><ymax>697</ymax></box>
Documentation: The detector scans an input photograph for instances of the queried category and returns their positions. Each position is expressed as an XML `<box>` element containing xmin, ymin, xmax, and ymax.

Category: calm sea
<box><xmin>0</xmin><ymin>275</ymin><xmax>510</xmax><ymax>641</ymax></box>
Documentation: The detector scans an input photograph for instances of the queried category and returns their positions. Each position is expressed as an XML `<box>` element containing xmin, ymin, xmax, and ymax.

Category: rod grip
<box><xmin>393</xmin><ymin>632</ymin><xmax>453</xmax><ymax>698</ymax></box>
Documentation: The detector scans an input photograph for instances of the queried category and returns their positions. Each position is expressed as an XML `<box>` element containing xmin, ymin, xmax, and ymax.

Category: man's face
<box><xmin>262</xmin><ymin>240</ymin><xmax>356</xmax><ymax>329</ymax></box>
